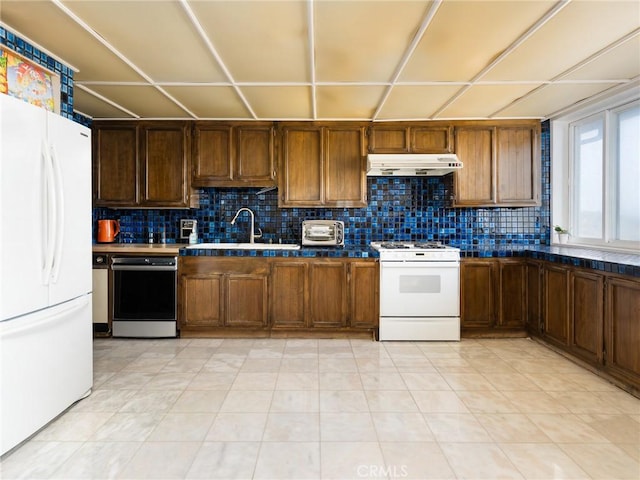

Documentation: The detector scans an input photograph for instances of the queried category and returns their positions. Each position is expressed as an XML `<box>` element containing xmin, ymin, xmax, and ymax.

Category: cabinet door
<box><xmin>368</xmin><ymin>126</ymin><xmax>410</xmax><ymax>153</ymax></box>
<box><xmin>226</xmin><ymin>274</ymin><xmax>268</xmax><ymax>327</ymax></box>
<box><xmin>460</xmin><ymin>260</ymin><xmax>495</xmax><ymax>329</ymax></box>
<box><xmin>324</xmin><ymin>126</ymin><xmax>367</xmax><ymax>207</ymax></box>
<box><xmin>192</xmin><ymin>124</ymin><xmax>233</xmax><ymax>185</ymax></box>
<box><xmin>93</xmin><ymin>123</ymin><xmax>138</xmax><ymax>206</ymax></box>
<box><xmin>605</xmin><ymin>276</ymin><xmax>640</xmax><ymax>386</ymax></box>
<box><xmin>543</xmin><ymin>264</ymin><xmax>570</xmax><ymax>346</ymax></box>
<box><xmin>140</xmin><ymin>123</ymin><xmax>190</xmax><ymax>207</ymax></box>
<box><xmin>497</xmin><ymin>260</ymin><xmax>526</xmax><ymax>328</ymax></box>
<box><xmin>496</xmin><ymin>126</ymin><xmax>540</xmax><ymax>206</ymax></box>
<box><xmin>411</xmin><ymin>126</ymin><xmax>453</xmax><ymax>153</ymax></box>
<box><xmin>569</xmin><ymin>270</ymin><xmax>604</xmax><ymax>365</ymax></box>
<box><xmin>349</xmin><ymin>261</ymin><xmax>379</xmax><ymax>329</ymax></box>
<box><xmin>309</xmin><ymin>262</ymin><xmax>347</xmax><ymax>327</ymax></box>
<box><xmin>454</xmin><ymin>127</ymin><xmax>495</xmax><ymax>206</ymax></box>
<box><xmin>280</xmin><ymin>127</ymin><xmax>323</xmax><ymax>206</ymax></box>
<box><xmin>181</xmin><ymin>275</ymin><xmax>223</xmax><ymax>328</ymax></box>
<box><xmin>270</xmin><ymin>262</ymin><xmax>307</xmax><ymax>328</ymax></box>
<box><xmin>236</xmin><ymin>125</ymin><xmax>275</xmax><ymax>186</ymax></box>
<box><xmin>526</xmin><ymin>261</ymin><xmax>542</xmax><ymax>335</ymax></box>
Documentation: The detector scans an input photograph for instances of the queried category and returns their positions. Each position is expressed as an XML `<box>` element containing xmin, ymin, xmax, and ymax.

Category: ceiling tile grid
<box><xmin>1</xmin><ymin>0</ymin><xmax>638</xmax><ymax>121</ymax></box>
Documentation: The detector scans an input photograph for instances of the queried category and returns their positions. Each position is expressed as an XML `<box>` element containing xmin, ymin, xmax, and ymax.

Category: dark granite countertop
<box><xmin>180</xmin><ymin>244</ymin><xmax>379</xmax><ymax>259</ymax></box>
<box><xmin>175</xmin><ymin>243</ymin><xmax>640</xmax><ymax>277</ymax></box>
<box><xmin>462</xmin><ymin>245</ymin><xmax>640</xmax><ymax>278</ymax></box>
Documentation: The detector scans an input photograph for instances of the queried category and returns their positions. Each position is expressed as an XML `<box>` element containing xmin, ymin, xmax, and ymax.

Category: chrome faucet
<box><xmin>230</xmin><ymin>208</ymin><xmax>263</xmax><ymax>243</ymax></box>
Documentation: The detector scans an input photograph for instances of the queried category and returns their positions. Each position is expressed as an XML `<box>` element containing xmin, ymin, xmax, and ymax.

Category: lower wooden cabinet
<box><xmin>527</xmin><ymin>261</ymin><xmax>640</xmax><ymax>394</ymax></box>
<box><xmin>309</xmin><ymin>261</ymin><xmax>348</xmax><ymax>328</ymax></box>
<box><xmin>542</xmin><ymin>264</ymin><xmax>570</xmax><ymax>347</ymax></box>
<box><xmin>182</xmin><ymin>275</ymin><xmax>224</xmax><ymax>328</ymax></box>
<box><xmin>605</xmin><ymin>276</ymin><xmax>640</xmax><ymax>388</ymax></box>
<box><xmin>461</xmin><ymin>260</ymin><xmax>495</xmax><ymax>330</ymax></box>
<box><xmin>270</xmin><ymin>262</ymin><xmax>307</xmax><ymax>328</ymax></box>
<box><xmin>526</xmin><ymin>260</ymin><xmax>542</xmax><ymax>335</ymax></box>
<box><xmin>179</xmin><ymin>256</ymin><xmax>378</xmax><ymax>336</ymax></box>
<box><xmin>179</xmin><ymin>257</ymin><xmax>269</xmax><ymax>333</ymax></box>
<box><xmin>460</xmin><ymin>258</ymin><xmax>526</xmax><ymax>335</ymax></box>
<box><xmin>497</xmin><ymin>260</ymin><xmax>526</xmax><ymax>328</ymax></box>
<box><xmin>569</xmin><ymin>270</ymin><xmax>604</xmax><ymax>365</ymax></box>
<box><xmin>349</xmin><ymin>261</ymin><xmax>379</xmax><ymax>329</ymax></box>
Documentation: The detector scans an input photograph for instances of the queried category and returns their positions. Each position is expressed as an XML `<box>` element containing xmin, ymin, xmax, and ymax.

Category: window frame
<box><xmin>552</xmin><ymin>88</ymin><xmax>640</xmax><ymax>253</ymax></box>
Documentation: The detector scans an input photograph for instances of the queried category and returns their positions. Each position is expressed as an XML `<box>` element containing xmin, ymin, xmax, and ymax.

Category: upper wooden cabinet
<box><xmin>140</xmin><ymin>122</ymin><xmax>195</xmax><ymax>208</ymax></box>
<box><xmin>93</xmin><ymin>121</ymin><xmax>197</xmax><ymax>208</ymax></box>
<box><xmin>454</xmin><ymin>126</ymin><xmax>495</xmax><ymax>206</ymax></box>
<box><xmin>192</xmin><ymin>122</ymin><xmax>275</xmax><ymax>187</ymax></box>
<box><xmin>279</xmin><ymin>123</ymin><xmax>367</xmax><ymax>208</ymax></box>
<box><xmin>368</xmin><ymin>123</ymin><xmax>453</xmax><ymax>153</ymax></box>
<box><xmin>93</xmin><ymin>122</ymin><xmax>138</xmax><ymax>207</ymax></box>
<box><xmin>453</xmin><ymin>121</ymin><xmax>540</xmax><ymax>207</ymax></box>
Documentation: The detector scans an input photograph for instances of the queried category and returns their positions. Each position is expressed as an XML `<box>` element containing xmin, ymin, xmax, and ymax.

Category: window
<box><xmin>572</xmin><ymin>116</ymin><xmax>604</xmax><ymax>240</ymax></box>
<box><xmin>552</xmin><ymin>93</ymin><xmax>640</xmax><ymax>252</ymax></box>
<box><xmin>615</xmin><ymin>105</ymin><xmax>640</xmax><ymax>243</ymax></box>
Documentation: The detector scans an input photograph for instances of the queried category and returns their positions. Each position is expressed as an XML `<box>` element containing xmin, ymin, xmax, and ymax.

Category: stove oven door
<box><xmin>379</xmin><ymin>261</ymin><xmax>460</xmax><ymax>317</ymax></box>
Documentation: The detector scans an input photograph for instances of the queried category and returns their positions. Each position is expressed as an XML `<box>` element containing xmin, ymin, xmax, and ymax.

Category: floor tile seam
<box><xmin>555</xmin><ymin>441</ymin><xmax>640</xmax><ymax>462</ymax></box>
<box><xmin>521</xmin><ymin>412</ymin><xmax>621</xmax><ymax>445</ymax></box>
<box><xmin>29</xmin><ymin>440</ymin><xmax>89</xmax><ymax>480</ymax></box>
<box><xmin>437</xmin><ymin>439</ymin><xmax>527</xmax><ymax>474</ymax></box>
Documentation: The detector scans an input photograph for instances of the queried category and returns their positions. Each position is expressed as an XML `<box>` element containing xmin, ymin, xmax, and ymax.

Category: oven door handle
<box><xmin>111</xmin><ymin>265</ymin><xmax>177</xmax><ymax>272</ymax></box>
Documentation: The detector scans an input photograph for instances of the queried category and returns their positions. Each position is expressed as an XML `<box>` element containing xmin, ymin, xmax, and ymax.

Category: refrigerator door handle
<box><xmin>50</xmin><ymin>145</ymin><xmax>65</xmax><ymax>283</ymax></box>
<box><xmin>41</xmin><ymin>140</ymin><xmax>56</xmax><ymax>285</ymax></box>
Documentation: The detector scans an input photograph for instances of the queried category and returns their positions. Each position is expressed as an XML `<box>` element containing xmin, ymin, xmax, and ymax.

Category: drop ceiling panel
<box><xmin>85</xmin><ymin>85</ymin><xmax>191</xmax><ymax>118</ymax></box>
<box><xmin>1</xmin><ymin>1</ymin><xmax>144</xmax><ymax>82</ymax></box>
<box><xmin>438</xmin><ymin>84</ymin><xmax>543</xmax><ymax>119</ymax></box>
<box><xmin>316</xmin><ymin>86</ymin><xmax>386</xmax><ymax>119</ymax></box>
<box><xmin>484</xmin><ymin>1</ymin><xmax>640</xmax><ymax>81</ymax></box>
<box><xmin>314</xmin><ymin>1</ymin><xmax>430</xmax><ymax>82</ymax></box>
<box><xmin>376</xmin><ymin>85</ymin><xmax>462</xmax><ymax>120</ymax></box>
<box><xmin>189</xmin><ymin>1</ymin><xmax>309</xmax><ymax>83</ymax></box>
<box><xmin>3</xmin><ymin>0</ymin><xmax>639</xmax><ymax>120</ymax></box>
<box><xmin>562</xmin><ymin>35</ymin><xmax>640</xmax><ymax>81</ymax></box>
<box><xmin>162</xmin><ymin>86</ymin><xmax>251</xmax><ymax>119</ymax></box>
<box><xmin>73</xmin><ymin>87</ymin><xmax>137</xmax><ymax>119</ymax></box>
<box><xmin>497</xmin><ymin>83</ymin><xmax>620</xmax><ymax>118</ymax></box>
<box><xmin>241</xmin><ymin>86</ymin><xmax>312</xmax><ymax>119</ymax></box>
<box><xmin>64</xmin><ymin>1</ymin><xmax>226</xmax><ymax>83</ymax></box>
<box><xmin>400</xmin><ymin>0</ymin><xmax>555</xmax><ymax>82</ymax></box>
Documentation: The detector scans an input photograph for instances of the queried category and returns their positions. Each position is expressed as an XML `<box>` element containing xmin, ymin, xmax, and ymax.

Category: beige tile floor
<box><xmin>1</xmin><ymin>337</ymin><xmax>639</xmax><ymax>479</ymax></box>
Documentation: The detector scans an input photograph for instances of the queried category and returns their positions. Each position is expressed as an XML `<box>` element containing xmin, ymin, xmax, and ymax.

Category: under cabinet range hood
<box><xmin>366</xmin><ymin>153</ymin><xmax>463</xmax><ymax>176</ymax></box>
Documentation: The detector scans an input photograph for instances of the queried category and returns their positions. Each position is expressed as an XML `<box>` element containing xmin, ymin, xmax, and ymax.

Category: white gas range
<box><xmin>370</xmin><ymin>241</ymin><xmax>461</xmax><ymax>341</ymax></box>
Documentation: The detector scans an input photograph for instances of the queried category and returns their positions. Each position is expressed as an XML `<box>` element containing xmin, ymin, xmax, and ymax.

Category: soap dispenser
<box><xmin>188</xmin><ymin>221</ymin><xmax>198</xmax><ymax>244</ymax></box>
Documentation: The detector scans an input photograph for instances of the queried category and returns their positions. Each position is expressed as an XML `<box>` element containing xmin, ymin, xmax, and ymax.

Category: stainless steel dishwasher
<box><xmin>111</xmin><ymin>256</ymin><xmax>178</xmax><ymax>338</ymax></box>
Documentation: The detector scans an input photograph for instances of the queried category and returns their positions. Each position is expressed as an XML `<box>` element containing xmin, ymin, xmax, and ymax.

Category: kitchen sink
<box><xmin>186</xmin><ymin>242</ymin><xmax>301</xmax><ymax>250</ymax></box>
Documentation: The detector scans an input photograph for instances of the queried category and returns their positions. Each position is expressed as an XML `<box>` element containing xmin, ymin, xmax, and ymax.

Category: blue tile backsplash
<box><xmin>94</xmin><ymin>120</ymin><xmax>551</xmax><ymax>249</ymax></box>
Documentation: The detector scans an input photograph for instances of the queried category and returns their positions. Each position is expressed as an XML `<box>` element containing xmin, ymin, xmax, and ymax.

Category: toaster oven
<box><xmin>302</xmin><ymin>220</ymin><xmax>344</xmax><ymax>246</ymax></box>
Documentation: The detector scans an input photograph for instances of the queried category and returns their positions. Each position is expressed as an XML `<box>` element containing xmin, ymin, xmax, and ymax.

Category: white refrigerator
<box><xmin>0</xmin><ymin>94</ymin><xmax>93</xmax><ymax>456</ymax></box>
